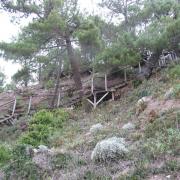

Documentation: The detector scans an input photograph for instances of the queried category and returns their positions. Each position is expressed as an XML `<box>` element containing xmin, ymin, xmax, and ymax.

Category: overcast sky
<box><xmin>0</xmin><ymin>0</ymin><xmax>101</xmax><ymax>83</ymax></box>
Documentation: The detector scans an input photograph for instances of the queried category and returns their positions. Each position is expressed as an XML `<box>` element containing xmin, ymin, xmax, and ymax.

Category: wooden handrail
<box><xmin>0</xmin><ymin>115</ymin><xmax>13</xmax><ymax>123</ymax></box>
<box><xmin>0</xmin><ymin>100</ymin><xmax>14</xmax><ymax>108</ymax></box>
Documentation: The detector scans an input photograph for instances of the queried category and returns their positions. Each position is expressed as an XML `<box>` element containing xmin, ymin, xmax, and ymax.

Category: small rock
<box><xmin>122</xmin><ymin>123</ymin><xmax>135</xmax><ymax>130</ymax></box>
<box><xmin>166</xmin><ymin>175</ymin><xmax>171</xmax><ymax>179</ymax></box>
<box><xmin>164</xmin><ymin>88</ymin><xmax>174</xmax><ymax>100</ymax></box>
<box><xmin>91</xmin><ymin>137</ymin><xmax>128</xmax><ymax>162</ymax></box>
<box><xmin>33</xmin><ymin>148</ymin><xmax>38</xmax><ymax>154</ymax></box>
<box><xmin>38</xmin><ymin>145</ymin><xmax>49</xmax><ymax>153</ymax></box>
<box><xmin>90</xmin><ymin>123</ymin><xmax>103</xmax><ymax>134</ymax></box>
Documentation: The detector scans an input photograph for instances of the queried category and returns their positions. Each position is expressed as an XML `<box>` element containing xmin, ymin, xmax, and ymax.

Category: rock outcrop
<box><xmin>136</xmin><ymin>96</ymin><xmax>152</xmax><ymax>115</ymax></box>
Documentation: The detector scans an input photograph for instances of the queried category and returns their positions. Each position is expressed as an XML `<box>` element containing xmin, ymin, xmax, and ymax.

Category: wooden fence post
<box><xmin>124</xmin><ymin>69</ymin><xmax>127</xmax><ymax>82</ymax></box>
<box><xmin>27</xmin><ymin>96</ymin><xmax>32</xmax><ymax>115</ymax></box>
<box><xmin>93</xmin><ymin>93</ymin><xmax>97</xmax><ymax>109</ymax></box>
<box><xmin>12</xmin><ymin>96</ymin><xmax>17</xmax><ymax>116</ymax></box>
<box><xmin>91</xmin><ymin>74</ymin><xmax>94</xmax><ymax>94</ymax></box>
<box><xmin>139</xmin><ymin>62</ymin><xmax>142</xmax><ymax>73</ymax></box>
<box><xmin>112</xmin><ymin>91</ymin><xmax>115</xmax><ymax>101</ymax></box>
<box><xmin>57</xmin><ymin>91</ymin><xmax>61</xmax><ymax>107</ymax></box>
<box><xmin>105</xmin><ymin>74</ymin><xmax>108</xmax><ymax>91</ymax></box>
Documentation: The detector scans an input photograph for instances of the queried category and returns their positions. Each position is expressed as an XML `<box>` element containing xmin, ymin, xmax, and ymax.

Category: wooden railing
<box><xmin>0</xmin><ymin>100</ymin><xmax>14</xmax><ymax>108</ymax></box>
<box><xmin>91</xmin><ymin>67</ymin><xmax>128</xmax><ymax>94</ymax></box>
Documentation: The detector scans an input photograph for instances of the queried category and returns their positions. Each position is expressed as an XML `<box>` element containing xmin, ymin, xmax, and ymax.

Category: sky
<box><xmin>0</xmin><ymin>12</ymin><xmax>22</xmax><ymax>83</ymax></box>
<box><xmin>0</xmin><ymin>0</ymin><xmax>101</xmax><ymax>83</ymax></box>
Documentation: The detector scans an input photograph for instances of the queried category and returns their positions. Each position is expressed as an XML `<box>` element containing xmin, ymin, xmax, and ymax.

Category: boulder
<box><xmin>122</xmin><ymin>123</ymin><xmax>135</xmax><ymax>130</ymax></box>
<box><xmin>136</xmin><ymin>96</ymin><xmax>152</xmax><ymax>115</ymax></box>
<box><xmin>91</xmin><ymin>137</ymin><xmax>128</xmax><ymax>162</ymax></box>
<box><xmin>90</xmin><ymin>123</ymin><xmax>103</xmax><ymax>134</ymax></box>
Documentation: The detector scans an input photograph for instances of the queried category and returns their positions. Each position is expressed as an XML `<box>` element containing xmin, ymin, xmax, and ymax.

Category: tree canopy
<box><xmin>0</xmin><ymin>0</ymin><xmax>179</xmax><ymax>90</ymax></box>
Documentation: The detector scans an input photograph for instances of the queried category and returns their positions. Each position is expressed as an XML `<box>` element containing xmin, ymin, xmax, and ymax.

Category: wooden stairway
<box><xmin>0</xmin><ymin>114</ymin><xmax>16</xmax><ymax>126</ymax></box>
<box><xmin>0</xmin><ymin>96</ymin><xmax>32</xmax><ymax>126</ymax></box>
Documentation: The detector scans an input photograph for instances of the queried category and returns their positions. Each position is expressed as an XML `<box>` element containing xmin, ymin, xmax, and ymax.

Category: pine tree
<box><xmin>0</xmin><ymin>0</ymin><xmax>84</xmax><ymax>95</ymax></box>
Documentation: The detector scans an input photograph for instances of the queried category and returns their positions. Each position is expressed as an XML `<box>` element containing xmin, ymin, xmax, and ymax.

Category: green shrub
<box><xmin>142</xmin><ymin>110</ymin><xmax>180</xmax><ymax>160</ymax></box>
<box><xmin>138</xmin><ymin>90</ymin><xmax>150</xmax><ymax>98</ymax></box>
<box><xmin>131</xmin><ymin>160</ymin><xmax>149</xmax><ymax>179</ymax></box>
<box><xmin>0</xmin><ymin>144</ymin><xmax>11</xmax><ymax>166</ymax></box>
<box><xmin>132</xmin><ymin>79</ymin><xmax>142</xmax><ymax>88</ymax></box>
<box><xmin>4</xmin><ymin>144</ymin><xmax>43</xmax><ymax>180</ymax></box>
<box><xmin>44</xmin><ymin>79</ymin><xmax>54</xmax><ymax>89</ymax></box>
<box><xmin>144</xmin><ymin>111</ymin><xmax>179</xmax><ymax>138</ymax></box>
<box><xmin>19</xmin><ymin>109</ymin><xmax>69</xmax><ymax>147</ymax></box>
<box><xmin>83</xmin><ymin>171</ymin><xmax>111</xmax><ymax>180</ymax></box>
<box><xmin>52</xmin><ymin>109</ymin><xmax>70</xmax><ymax>128</ymax></box>
<box><xmin>173</xmin><ymin>84</ymin><xmax>180</xmax><ymax>98</ymax></box>
<box><xmin>163</xmin><ymin>160</ymin><xmax>180</xmax><ymax>173</ymax></box>
<box><xmin>168</xmin><ymin>64</ymin><xmax>180</xmax><ymax>79</ymax></box>
<box><xmin>30</xmin><ymin>110</ymin><xmax>54</xmax><ymax>125</ymax></box>
<box><xmin>143</xmin><ymin>128</ymin><xmax>180</xmax><ymax>159</ymax></box>
<box><xmin>19</xmin><ymin>126</ymin><xmax>51</xmax><ymax>146</ymax></box>
<box><xmin>51</xmin><ymin>153</ymin><xmax>72</xmax><ymax>170</ymax></box>
<box><xmin>12</xmin><ymin>144</ymin><xmax>30</xmax><ymax>159</ymax></box>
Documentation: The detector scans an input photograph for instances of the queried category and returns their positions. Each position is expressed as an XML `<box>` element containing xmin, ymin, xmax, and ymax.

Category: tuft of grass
<box><xmin>144</xmin><ymin>110</ymin><xmax>179</xmax><ymax>138</ymax></box>
<box><xmin>0</xmin><ymin>144</ymin><xmax>11</xmax><ymax>167</ymax></box>
<box><xmin>3</xmin><ymin>144</ymin><xmax>45</xmax><ymax>180</ymax></box>
<box><xmin>51</xmin><ymin>152</ymin><xmax>87</xmax><ymax>171</ymax></box>
<box><xmin>140</xmin><ymin>110</ymin><xmax>180</xmax><ymax>160</ymax></box>
<box><xmin>163</xmin><ymin>160</ymin><xmax>180</xmax><ymax>173</ymax></box>
<box><xmin>173</xmin><ymin>84</ymin><xmax>180</xmax><ymax>99</ymax></box>
<box><xmin>83</xmin><ymin>170</ymin><xmax>111</xmax><ymax>180</ymax></box>
<box><xmin>168</xmin><ymin>64</ymin><xmax>180</xmax><ymax>79</ymax></box>
<box><xmin>51</xmin><ymin>153</ymin><xmax>72</xmax><ymax>170</ymax></box>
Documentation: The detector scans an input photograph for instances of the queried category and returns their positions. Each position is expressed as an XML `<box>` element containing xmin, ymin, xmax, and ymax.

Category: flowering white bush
<box><xmin>91</xmin><ymin>137</ymin><xmax>128</xmax><ymax>162</ymax></box>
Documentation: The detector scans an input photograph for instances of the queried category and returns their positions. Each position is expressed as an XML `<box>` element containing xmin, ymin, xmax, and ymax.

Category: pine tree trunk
<box><xmin>51</xmin><ymin>55</ymin><xmax>62</xmax><ymax>108</ymax></box>
<box><xmin>65</xmin><ymin>36</ymin><xmax>84</xmax><ymax>97</ymax></box>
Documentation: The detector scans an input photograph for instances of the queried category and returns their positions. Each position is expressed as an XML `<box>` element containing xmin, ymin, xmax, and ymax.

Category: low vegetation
<box><xmin>0</xmin><ymin>68</ymin><xmax>178</xmax><ymax>179</ymax></box>
<box><xmin>0</xmin><ymin>0</ymin><xmax>179</xmax><ymax>179</ymax></box>
<box><xmin>19</xmin><ymin>109</ymin><xmax>70</xmax><ymax>147</ymax></box>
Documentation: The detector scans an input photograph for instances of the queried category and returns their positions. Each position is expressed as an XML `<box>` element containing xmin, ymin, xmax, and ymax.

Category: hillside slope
<box><xmin>0</xmin><ymin>66</ymin><xmax>179</xmax><ymax>180</ymax></box>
